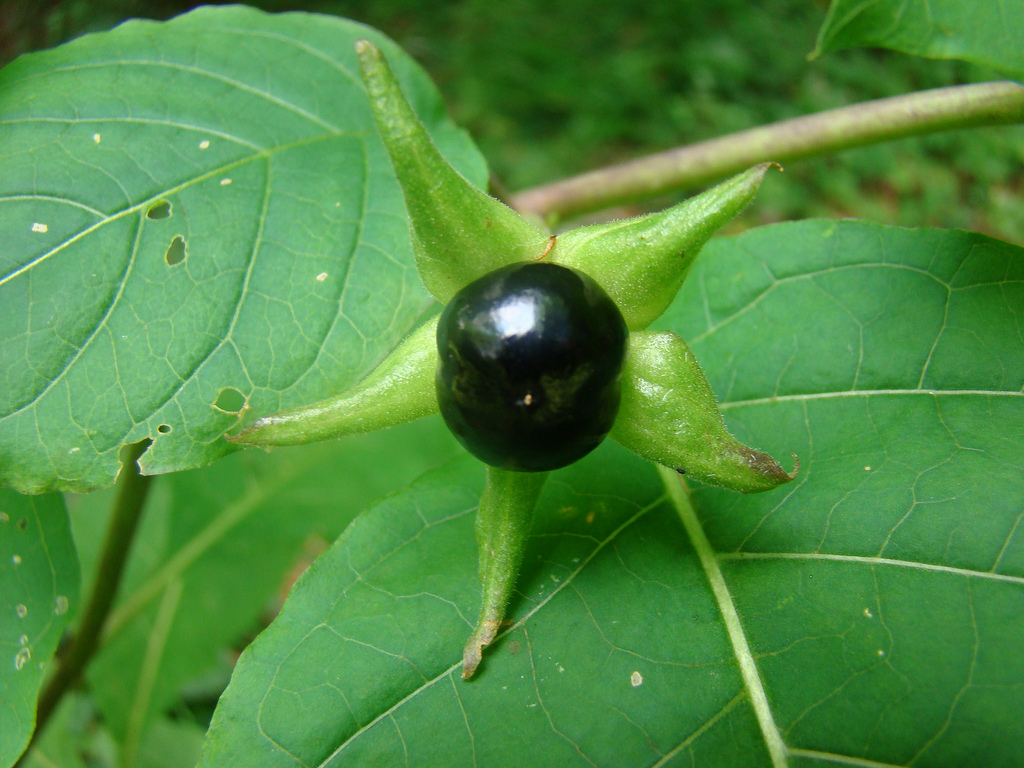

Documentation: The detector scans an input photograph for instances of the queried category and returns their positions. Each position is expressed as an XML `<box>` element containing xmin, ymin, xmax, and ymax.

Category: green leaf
<box><xmin>200</xmin><ymin>220</ymin><xmax>1022</xmax><ymax>767</ymax></box>
<box><xmin>0</xmin><ymin>490</ymin><xmax>78</xmax><ymax>767</ymax></box>
<box><xmin>0</xmin><ymin>6</ymin><xmax>486</xmax><ymax>494</ymax></box>
<box><xmin>200</xmin><ymin>447</ymin><xmax>736</xmax><ymax>768</ymax></box>
<box><xmin>665</xmin><ymin>220</ymin><xmax>1024</xmax><ymax>765</ymax></box>
<box><xmin>69</xmin><ymin>417</ymin><xmax>460</xmax><ymax>765</ymax></box>
<box><xmin>813</xmin><ymin>0</ymin><xmax>1024</xmax><ymax>80</ymax></box>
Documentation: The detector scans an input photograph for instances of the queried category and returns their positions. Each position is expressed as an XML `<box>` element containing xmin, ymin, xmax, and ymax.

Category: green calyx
<box><xmin>550</xmin><ymin>164</ymin><xmax>775</xmax><ymax>330</ymax></box>
<box><xmin>227</xmin><ymin>317</ymin><xmax>439</xmax><ymax>447</ymax></box>
<box><xmin>228</xmin><ymin>39</ymin><xmax>795</xmax><ymax>680</ymax></box>
<box><xmin>355</xmin><ymin>39</ymin><xmax>550</xmax><ymax>304</ymax></box>
<box><xmin>611</xmin><ymin>331</ymin><xmax>796</xmax><ymax>492</ymax></box>
<box><xmin>463</xmin><ymin>467</ymin><xmax>549</xmax><ymax>679</ymax></box>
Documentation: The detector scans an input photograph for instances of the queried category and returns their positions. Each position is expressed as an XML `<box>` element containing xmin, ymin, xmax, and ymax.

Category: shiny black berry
<box><xmin>436</xmin><ymin>261</ymin><xmax>629</xmax><ymax>472</ymax></box>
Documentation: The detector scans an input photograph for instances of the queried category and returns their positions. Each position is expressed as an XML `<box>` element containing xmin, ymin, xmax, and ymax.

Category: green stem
<box><xmin>510</xmin><ymin>81</ymin><xmax>1024</xmax><ymax>224</ymax></box>
<box><xmin>24</xmin><ymin>441</ymin><xmax>154</xmax><ymax>757</ymax></box>
<box><xmin>462</xmin><ymin>466</ymin><xmax>549</xmax><ymax>679</ymax></box>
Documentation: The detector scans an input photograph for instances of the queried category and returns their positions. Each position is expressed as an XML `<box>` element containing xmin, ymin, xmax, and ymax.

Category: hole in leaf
<box><xmin>118</xmin><ymin>438</ymin><xmax>153</xmax><ymax>460</ymax></box>
<box><xmin>147</xmin><ymin>200</ymin><xmax>171</xmax><ymax>220</ymax></box>
<box><xmin>115</xmin><ymin>438</ymin><xmax>153</xmax><ymax>483</ymax></box>
<box><xmin>165</xmin><ymin>235</ymin><xmax>186</xmax><ymax>266</ymax></box>
<box><xmin>214</xmin><ymin>387</ymin><xmax>246</xmax><ymax>414</ymax></box>
<box><xmin>157</xmin><ymin>423</ymin><xmax>172</xmax><ymax>434</ymax></box>
<box><xmin>17</xmin><ymin>518</ymin><xmax>27</xmax><ymax>531</ymax></box>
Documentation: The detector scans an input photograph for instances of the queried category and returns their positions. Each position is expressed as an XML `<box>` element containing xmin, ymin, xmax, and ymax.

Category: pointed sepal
<box><xmin>551</xmin><ymin>163</ymin><xmax>775</xmax><ymax>330</ymax></box>
<box><xmin>355</xmin><ymin>39</ymin><xmax>549</xmax><ymax>303</ymax></box>
<box><xmin>611</xmin><ymin>331</ymin><xmax>796</xmax><ymax>492</ymax></box>
<box><xmin>463</xmin><ymin>466</ymin><xmax>549</xmax><ymax>679</ymax></box>
<box><xmin>227</xmin><ymin>317</ymin><xmax>439</xmax><ymax>447</ymax></box>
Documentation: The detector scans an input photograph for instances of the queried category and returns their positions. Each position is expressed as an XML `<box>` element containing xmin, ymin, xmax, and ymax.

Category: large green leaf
<box><xmin>0</xmin><ymin>6</ymin><xmax>486</xmax><ymax>494</ymax></box>
<box><xmin>199</xmin><ymin>221</ymin><xmax>1024</xmax><ymax>766</ymax></box>
<box><xmin>0</xmin><ymin>490</ymin><xmax>78</xmax><ymax>767</ymax></box>
<box><xmin>813</xmin><ymin>0</ymin><xmax>1024</xmax><ymax>80</ymax></box>
<box><xmin>666</xmin><ymin>221</ymin><xmax>1024</xmax><ymax>766</ymax></box>
<box><xmin>200</xmin><ymin>448</ymin><xmax>734</xmax><ymax>768</ymax></box>
<box><xmin>54</xmin><ymin>417</ymin><xmax>461</xmax><ymax>766</ymax></box>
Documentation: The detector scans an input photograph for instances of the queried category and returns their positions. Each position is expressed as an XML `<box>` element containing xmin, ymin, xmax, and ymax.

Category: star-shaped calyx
<box><xmin>228</xmin><ymin>39</ymin><xmax>796</xmax><ymax>679</ymax></box>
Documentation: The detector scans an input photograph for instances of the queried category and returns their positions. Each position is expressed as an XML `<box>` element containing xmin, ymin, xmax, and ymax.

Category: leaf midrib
<box><xmin>0</xmin><ymin>131</ymin><xmax>363</xmax><ymax>290</ymax></box>
<box><xmin>719</xmin><ymin>552</ymin><xmax>1024</xmax><ymax>584</ymax></box>
<box><xmin>657</xmin><ymin>464</ymin><xmax>789</xmax><ymax>768</ymax></box>
<box><xmin>4</xmin><ymin>59</ymin><xmax>336</xmax><ymax>131</ymax></box>
<box><xmin>719</xmin><ymin>388</ymin><xmax>1024</xmax><ymax>411</ymax></box>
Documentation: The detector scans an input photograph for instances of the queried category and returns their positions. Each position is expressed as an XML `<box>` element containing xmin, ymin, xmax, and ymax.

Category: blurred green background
<box><xmin>2</xmin><ymin>0</ymin><xmax>1022</xmax><ymax>241</ymax></box>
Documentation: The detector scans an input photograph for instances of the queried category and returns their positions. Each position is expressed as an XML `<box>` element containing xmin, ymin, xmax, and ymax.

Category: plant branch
<box><xmin>24</xmin><ymin>440</ymin><xmax>154</xmax><ymax>757</ymax></box>
<box><xmin>510</xmin><ymin>81</ymin><xmax>1024</xmax><ymax>224</ymax></box>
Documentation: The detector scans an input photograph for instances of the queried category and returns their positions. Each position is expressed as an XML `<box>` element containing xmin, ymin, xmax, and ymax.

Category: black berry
<box><xmin>436</xmin><ymin>261</ymin><xmax>629</xmax><ymax>471</ymax></box>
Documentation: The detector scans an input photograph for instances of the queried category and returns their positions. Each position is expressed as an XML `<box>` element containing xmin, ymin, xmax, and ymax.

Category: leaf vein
<box><xmin>719</xmin><ymin>388</ymin><xmax>1024</xmax><ymax>411</ymax></box>
<box><xmin>718</xmin><ymin>552</ymin><xmax>1024</xmax><ymax>584</ymax></box>
<box><xmin>658</xmin><ymin>465</ymin><xmax>789</xmax><ymax>768</ymax></box>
